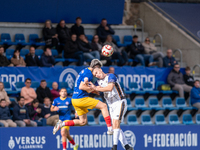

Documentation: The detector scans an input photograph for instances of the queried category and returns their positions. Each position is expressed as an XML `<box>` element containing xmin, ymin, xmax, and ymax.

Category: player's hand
<box><xmin>24</xmin><ymin>119</ymin><xmax>30</xmax><ymax>125</ymax></box>
<box><xmin>45</xmin><ymin>113</ymin><xmax>51</xmax><ymax>118</ymax></box>
<box><xmin>36</xmin><ymin>108</ymin><xmax>41</xmax><ymax>113</ymax></box>
<box><xmin>105</xmin><ymin>26</ymin><xmax>109</xmax><ymax>30</ymax></box>
<box><xmin>88</xmin><ymin>82</ymin><xmax>96</xmax><ymax>90</ymax></box>
<box><xmin>75</xmin><ymin>113</ymin><xmax>78</xmax><ymax>118</ymax></box>
<box><xmin>91</xmin><ymin>90</ymin><xmax>100</xmax><ymax>95</ymax></box>
<box><xmin>54</xmin><ymin>106</ymin><xmax>59</xmax><ymax>111</ymax></box>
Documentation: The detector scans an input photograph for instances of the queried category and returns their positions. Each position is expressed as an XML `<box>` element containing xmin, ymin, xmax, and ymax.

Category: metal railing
<box><xmin>192</xmin><ymin>64</ymin><xmax>200</xmax><ymax>78</ymax></box>
<box><xmin>134</xmin><ymin>18</ymin><xmax>144</xmax><ymax>42</ymax></box>
<box><xmin>173</xmin><ymin>49</ymin><xmax>183</xmax><ymax>67</ymax></box>
<box><xmin>153</xmin><ymin>33</ymin><xmax>163</xmax><ymax>51</ymax></box>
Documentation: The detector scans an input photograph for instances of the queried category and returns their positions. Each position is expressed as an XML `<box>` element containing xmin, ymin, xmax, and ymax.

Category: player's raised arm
<box><xmin>95</xmin><ymin>83</ymin><xmax>114</xmax><ymax>92</ymax></box>
<box><xmin>79</xmin><ymin>80</ymin><xmax>94</xmax><ymax>93</ymax></box>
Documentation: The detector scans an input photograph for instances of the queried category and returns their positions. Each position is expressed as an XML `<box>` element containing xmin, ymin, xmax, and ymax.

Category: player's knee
<box><xmin>61</xmin><ymin>130</ymin><xmax>67</xmax><ymax>137</ymax></box>
<box><xmin>101</xmin><ymin>103</ymin><xmax>107</xmax><ymax>110</ymax></box>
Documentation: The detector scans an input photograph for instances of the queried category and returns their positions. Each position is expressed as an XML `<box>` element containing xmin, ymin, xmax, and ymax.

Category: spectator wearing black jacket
<box><xmin>28</xmin><ymin>99</ymin><xmax>46</xmax><ymax>126</ymax></box>
<box><xmin>40</xmin><ymin>47</ymin><xmax>55</xmax><ymax>67</ymax></box>
<box><xmin>163</xmin><ymin>49</ymin><xmax>177</xmax><ymax>67</ymax></box>
<box><xmin>43</xmin><ymin>20</ymin><xmax>58</xmax><ymax>48</ymax></box>
<box><xmin>25</xmin><ymin>46</ymin><xmax>40</xmax><ymax>66</ymax></box>
<box><xmin>64</xmin><ymin>34</ymin><xmax>84</xmax><ymax>66</ymax></box>
<box><xmin>71</xmin><ymin>17</ymin><xmax>85</xmax><ymax>37</ymax></box>
<box><xmin>56</xmin><ymin>20</ymin><xmax>71</xmax><ymax>44</ymax></box>
<box><xmin>78</xmin><ymin>34</ymin><xmax>100</xmax><ymax>61</ymax></box>
<box><xmin>0</xmin><ymin>46</ymin><xmax>13</xmax><ymax>67</ymax></box>
<box><xmin>96</xmin><ymin>18</ymin><xmax>115</xmax><ymax>43</ymax></box>
<box><xmin>36</xmin><ymin>80</ymin><xmax>53</xmax><ymax>104</ymax></box>
<box><xmin>126</xmin><ymin>35</ymin><xmax>155</xmax><ymax>66</ymax></box>
<box><xmin>13</xmin><ymin>96</ymin><xmax>37</xmax><ymax>127</ymax></box>
<box><xmin>41</xmin><ymin>97</ymin><xmax>58</xmax><ymax>126</ymax></box>
<box><xmin>0</xmin><ymin>99</ymin><xmax>16</xmax><ymax>127</ymax></box>
<box><xmin>184</xmin><ymin>66</ymin><xmax>194</xmax><ymax>87</ymax></box>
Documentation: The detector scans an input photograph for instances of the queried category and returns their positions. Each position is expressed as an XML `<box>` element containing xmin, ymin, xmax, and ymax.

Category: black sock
<box><xmin>113</xmin><ymin>145</ymin><xmax>117</xmax><ymax>150</ymax></box>
<box><xmin>125</xmin><ymin>144</ymin><xmax>130</xmax><ymax>149</ymax></box>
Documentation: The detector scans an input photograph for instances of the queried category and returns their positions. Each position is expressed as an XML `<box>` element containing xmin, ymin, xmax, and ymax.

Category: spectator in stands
<box><xmin>142</xmin><ymin>37</ymin><xmax>164</xmax><ymax>67</ymax></box>
<box><xmin>41</xmin><ymin>97</ymin><xmax>59</xmax><ymax>126</ymax></box>
<box><xmin>51</xmin><ymin>82</ymin><xmax>60</xmax><ymax>100</ymax></box>
<box><xmin>71</xmin><ymin>17</ymin><xmax>85</xmax><ymax>37</ymax></box>
<box><xmin>126</xmin><ymin>35</ymin><xmax>155</xmax><ymax>67</ymax></box>
<box><xmin>64</xmin><ymin>34</ymin><xmax>84</xmax><ymax>66</ymax></box>
<box><xmin>25</xmin><ymin>46</ymin><xmax>41</xmax><ymax>66</ymax></box>
<box><xmin>28</xmin><ymin>99</ymin><xmax>46</xmax><ymax>126</ymax></box>
<box><xmin>108</xmin><ymin>67</ymin><xmax>115</xmax><ymax>74</ymax></box>
<box><xmin>11</xmin><ymin>49</ymin><xmax>26</xmax><ymax>67</ymax></box>
<box><xmin>167</xmin><ymin>64</ymin><xmax>192</xmax><ymax>98</ymax></box>
<box><xmin>0</xmin><ymin>46</ymin><xmax>13</xmax><ymax>67</ymax></box>
<box><xmin>163</xmin><ymin>49</ymin><xmax>177</xmax><ymax>67</ymax></box>
<box><xmin>104</xmin><ymin>35</ymin><xmax>128</xmax><ymax>66</ymax></box>
<box><xmin>78</xmin><ymin>34</ymin><xmax>100</xmax><ymax>60</ymax></box>
<box><xmin>41</xmin><ymin>47</ymin><xmax>55</xmax><ymax>67</ymax></box>
<box><xmin>184</xmin><ymin>66</ymin><xmax>194</xmax><ymax>87</ymax></box>
<box><xmin>56</xmin><ymin>20</ymin><xmax>71</xmax><ymax>44</ymax></box>
<box><xmin>191</xmin><ymin>80</ymin><xmax>200</xmax><ymax>112</ymax></box>
<box><xmin>0</xmin><ymin>99</ymin><xmax>17</xmax><ymax>127</ymax></box>
<box><xmin>0</xmin><ymin>82</ymin><xmax>11</xmax><ymax>106</ymax></box>
<box><xmin>43</xmin><ymin>20</ymin><xmax>58</xmax><ymax>48</ymax></box>
<box><xmin>96</xmin><ymin>18</ymin><xmax>115</xmax><ymax>43</ymax></box>
<box><xmin>21</xmin><ymin>78</ymin><xmax>37</xmax><ymax>105</ymax></box>
<box><xmin>13</xmin><ymin>96</ymin><xmax>37</xmax><ymax>127</ymax></box>
<box><xmin>36</xmin><ymin>80</ymin><xmax>53</xmax><ymax>104</ymax></box>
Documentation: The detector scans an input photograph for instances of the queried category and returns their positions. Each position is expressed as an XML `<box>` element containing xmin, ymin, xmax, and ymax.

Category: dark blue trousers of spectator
<box><xmin>71</xmin><ymin>51</ymin><xmax>84</xmax><ymax>66</ymax></box>
<box><xmin>112</xmin><ymin>51</ymin><xmax>128</xmax><ymax>66</ymax></box>
<box><xmin>35</xmin><ymin>118</ymin><xmax>46</xmax><ymax>126</ymax></box>
<box><xmin>135</xmin><ymin>54</ymin><xmax>153</xmax><ymax>66</ymax></box>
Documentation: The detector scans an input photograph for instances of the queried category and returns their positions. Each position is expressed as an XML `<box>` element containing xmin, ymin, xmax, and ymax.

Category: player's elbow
<box><xmin>79</xmin><ymin>120</ymin><xmax>87</xmax><ymax>126</ymax></box>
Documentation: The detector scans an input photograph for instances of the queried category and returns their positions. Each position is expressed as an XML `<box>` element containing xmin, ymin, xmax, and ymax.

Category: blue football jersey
<box><xmin>72</xmin><ymin>68</ymin><xmax>93</xmax><ymax>99</ymax></box>
<box><xmin>52</xmin><ymin>97</ymin><xmax>72</xmax><ymax>121</ymax></box>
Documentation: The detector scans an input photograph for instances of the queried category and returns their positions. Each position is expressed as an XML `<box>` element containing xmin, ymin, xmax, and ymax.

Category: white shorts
<box><xmin>109</xmin><ymin>99</ymin><xmax>127</xmax><ymax>123</ymax></box>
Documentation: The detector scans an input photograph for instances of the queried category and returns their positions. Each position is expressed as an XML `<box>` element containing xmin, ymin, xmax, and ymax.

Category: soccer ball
<box><xmin>102</xmin><ymin>45</ymin><xmax>114</xmax><ymax>57</ymax></box>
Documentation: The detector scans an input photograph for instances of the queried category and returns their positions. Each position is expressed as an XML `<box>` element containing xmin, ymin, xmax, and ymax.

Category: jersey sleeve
<box><xmin>108</xmin><ymin>74</ymin><xmax>117</xmax><ymax>83</ymax></box>
<box><xmin>52</xmin><ymin>99</ymin><xmax>57</xmax><ymax>106</ymax></box>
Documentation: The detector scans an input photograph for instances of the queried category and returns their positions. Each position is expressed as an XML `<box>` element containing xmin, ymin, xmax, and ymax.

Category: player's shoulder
<box><xmin>107</xmin><ymin>73</ymin><xmax>117</xmax><ymax>82</ymax></box>
<box><xmin>54</xmin><ymin>97</ymin><xmax>60</xmax><ymax>101</ymax></box>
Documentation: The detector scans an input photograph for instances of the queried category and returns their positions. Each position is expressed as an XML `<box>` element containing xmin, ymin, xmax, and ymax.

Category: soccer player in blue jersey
<box><xmin>53</xmin><ymin>59</ymin><xmax>113</xmax><ymax>135</ymax></box>
<box><xmin>51</xmin><ymin>88</ymin><xmax>79</xmax><ymax>150</ymax></box>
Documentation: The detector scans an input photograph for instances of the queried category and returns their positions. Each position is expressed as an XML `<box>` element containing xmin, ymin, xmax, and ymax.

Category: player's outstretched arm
<box><xmin>95</xmin><ymin>83</ymin><xmax>114</xmax><ymax>92</ymax></box>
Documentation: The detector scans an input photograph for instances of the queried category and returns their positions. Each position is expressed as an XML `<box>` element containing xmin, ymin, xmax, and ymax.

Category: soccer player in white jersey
<box><xmin>90</xmin><ymin>67</ymin><xmax>133</xmax><ymax>150</ymax></box>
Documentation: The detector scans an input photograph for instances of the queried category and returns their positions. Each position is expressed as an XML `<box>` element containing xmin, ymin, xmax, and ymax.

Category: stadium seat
<box><xmin>46</xmin><ymin>82</ymin><xmax>53</xmax><ymax>89</ymax></box>
<box><xmin>87</xmin><ymin>115</ymin><xmax>96</xmax><ymax>126</ymax></box>
<box><xmin>168</xmin><ymin>114</ymin><xmax>180</xmax><ymax>125</ymax></box>
<box><xmin>127</xmin><ymin>114</ymin><xmax>139</xmax><ymax>125</ymax></box>
<box><xmin>20</xmin><ymin>49</ymin><xmax>29</xmax><ymax>59</ymax></box>
<box><xmin>51</xmin><ymin>49</ymin><xmax>58</xmax><ymax>57</ymax></box>
<box><xmin>141</xmin><ymin>115</ymin><xmax>153</xmax><ymax>125</ymax></box>
<box><xmin>135</xmin><ymin>98</ymin><xmax>148</xmax><ymax>109</ymax></box>
<box><xmin>156</xmin><ymin>81</ymin><xmax>172</xmax><ymax>94</ymax></box>
<box><xmin>176</xmin><ymin>97</ymin><xmax>186</xmax><ymax>108</ymax></box>
<box><xmin>15</xmin><ymin>82</ymin><xmax>25</xmax><ymax>92</ymax></box>
<box><xmin>126</xmin><ymin>82</ymin><xmax>145</xmax><ymax>95</ymax></box>
<box><xmin>59</xmin><ymin>82</ymin><xmax>73</xmax><ymax>94</ymax></box>
<box><xmin>112</xmin><ymin>35</ymin><xmax>126</xmax><ymax>47</ymax></box>
<box><xmin>182</xmin><ymin>114</ymin><xmax>194</xmax><ymax>125</ymax></box>
<box><xmin>1</xmin><ymin>33</ymin><xmax>16</xmax><ymax>45</ymax></box>
<box><xmin>148</xmin><ymin>98</ymin><xmax>161</xmax><ymax>109</ymax></box>
<box><xmin>30</xmin><ymin>81</ymin><xmax>40</xmax><ymax>90</ymax></box>
<box><xmin>15</xmin><ymin>34</ymin><xmax>30</xmax><ymax>46</ymax></box>
<box><xmin>35</xmin><ymin>49</ymin><xmax>44</xmax><ymax>59</ymax></box>
<box><xmin>155</xmin><ymin>114</ymin><xmax>166</xmax><ymax>125</ymax></box>
<box><xmin>9</xmin><ymin>97</ymin><xmax>17</xmax><ymax>102</ymax></box>
<box><xmin>123</xmin><ymin>35</ymin><xmax>132</xmax><ymax>46</ymax></box>
<box><xmin>85</xmin><ymin>35</ymin><xmax>93</xmax><ymax>42</ymax></box>
<box><xmin>127</xmin><ymin>98</ymin><xmax>136</xmax><ymax>111</ymax></box>
<box><xmin>143</xmin><ymin>82</ymin><xmax>159</xmax><ymax>94</ymax></box>
<box><xmin>162</xmin><ymin>97</ymin><xmax>177</xmax><ymax>110</ymax></box>
<box><xmin>3</xmin><ymin>82</ymin><xmax>12</xmax><ymax>92</ymax></box>
<box><xmin>99</xmin><ymin>115</ymin><xmax>106</xmax><ymax>125</ymax></box>
<box><xmin>29</xmin><ymin>34</ymin><xmax>45</xmax><ymax>46</ymax></box>
<box><xmin>6</xmin><ymin>49</ymin><xmax>15</xmax><ymax>60</ymax></box>
<box><xmin>196</xmin><ymin>114</ymin><xmax>200</xmax><ymax>124</ymax></box>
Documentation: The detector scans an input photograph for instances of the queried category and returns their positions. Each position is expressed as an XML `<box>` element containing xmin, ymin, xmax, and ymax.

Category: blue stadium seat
<box><xmin>156</xmin><ymin>81</ymin><xmax>172</xmax><ymax>94</ymax></box>
<box><xmin>141</xmin><ymin>115</ymin><xmax>153</xmax><ymax>125</ymax></box>
<box><xmin>182</xmin><ymin>114</ymin><xmax>194</xmax><ymax>125</ymax></box>
<box><xmin>20</xmin><ymin>49</ymin><xmax>29</xmax><ymax>59</ymax></box>
<box><xmin>59</xmin><ymin>82</ymin><xmax>73</xmax><ymax>94</ymax></box>
<box><xmin>15</xmin><ymin>34</ymin><xmax>30</xmax><ymax>46</ymax></box>
<box><xmin>85</xmin><ymin>35</ymin><xmax>93</xmax><ymax>42</ymax></box>
<box><xmin>6</xmin><ymin>49</ymin><xmax>15</xmax><ymax>60</ymax></box>
<box><xmin>169</xmin><ymin>114</ymin><xmax>180</xmax><ymax>125</ymax></box>
<box><xmin>15</xmin><ymin>82</ymin><xmax>25</xmax><ymax>92</ymax></box>
<box><xmin>143</xmin><ymin>82</ymin><xmax>159</xmax><ymax>94</ymax></box>
<box><xmin>135</xmin><ymin>98</ymin><xmax>149</xmax><ymax>110</ymax></box>
<box><xmin>87</xmin><ymin>115</ymin><xmax>96</xmax><ymax>126</ymax></box>
<box><xmin>3</xmin><ymin>82</ymin><xmax>12</xmax><ymax>92</ymax></box>
<box><xmin>176</xmin><ymin>97</ymin><xmax>186</xmax><ymax>108</ymax></box>
<box><xmin>99</xmin><ymin>115</ymin><xmax>106</xmax><ymax>125</ymax></box>
<box><xmin>127</xmin><ymin>114</ymin><xmax>139</xmax><ymax>125</ymax></box>
<box><xmin>155</xmin><ymin>114</ymin><xmax>166</xmax><ymax>125</ymax></box>
<box><xmin>29</xmin><ymin>34</ymin><xmax>45</xmax><ymax>46</ymax></box>
<box><xmin>35</xmin><ymin>49</ymin><xmax>44</xmax><ymax>59</ymax></box>
<box><xmin>30</xmin><ymin>81</ymin><xmax>40</xmax><ymax>90</ymax></box>
<box><xmin>112</xmin><ymin>35</ymin><xmax>126</xmax><ymax>47</ymax></box>
<box><xmin>126</xmin><ymin>82</ymin><xmax>145</xmax><ymax>95</ymax></box>
<box><xmin>46</xmin><ymin>82</ymin><xmax>53</xmax><ymax>89</ymax></box>
<box><xmin>123</xmin><ymin>35</ymin><xmax>132</xmax><ymax>46</ymax></box>
<box><xmin>1</xmin><ymin>33</ymin><xmax>16</xmax><ymax>45</ymax></box>
<box><xmin>196</xmin><ymin>114</ymin><xmax>200</xmax><ymax>124</ymax></box>
<box><xmin>126</xmin><ymin>98</ymin><xmax>136</xmax><ymax>111</ymax></box>
<box><xmin>51</xmin><ymin>49</ymin><xmax>58</xmax><ymax>57</ymax></box>
<box><xmin>162</xmin><ymin>97</ymin><xmax>177</xmax><ymax>110</ymax></box>
<box><xmin>149</xmin><ymin>98</ymin><xmax>161</xmax><ymax>109</ymax></box>
<box><xmin>9</xmin><ymin>98</ymin><xmax>17</xmax><ymax>102</ymax></box>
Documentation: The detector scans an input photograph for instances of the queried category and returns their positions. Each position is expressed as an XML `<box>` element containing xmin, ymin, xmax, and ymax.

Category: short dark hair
<box><xmin>0</xmin><ymin>46</ymin><xmax>4</xmax><ymax>49</ymax></box>
<box><xmin>174</xmin><ymin>63</ymin><xmax>179</xmax><ymax>66</ymax></box>
<box><xmin>0</xmin><ymin>99</ymin><xmax>6</xmax><ymax>102</ymax></box>
<box><xmin>13</xmin><ymin>49</ymin><xmax>20</xmax><ymax>58</ymax></box>
<box><xmin>76</xmin><ymin>17</ymin><xmax>81</xmax><ymax>20</ymax></box>
<box><xmin>101</xmin><ymin>18</ymin><xmax>106</xmax><ymax>21</ymax></box>
<box><xmin>185</xmin><ymin>66</ymin><xmax>191</xmax><ymax>71</ymax></box>
<box><xmin>41</xmin><ymin>79</ymin><xmax>46</xmax><ymax>83</ymax></box>
<box><xmin>133</xmin><ymin>35</ymin><xmax>138</xmax><ymax>39</ymax></box>
<box><xmin>44</xmin><ymin>46</ymin><xmax>50</xmax><ymax>52</ymax></box>
<box><xmin>60</xmin><ymin>88</ymin><xmax>67</xmax><ymax>91</ymax></box>
<box><xmin>25</xmin><ymin>78</ymin><xmax>31</xmax><ymax>82</ymax></box>
<box><xmin>195</xmin><ymin>80</ymin><xmax>200</xmax><ymax>83</ymax></box>
<box><xmin>32</xmin><ymin>99</ymin><xmax>39</xmax><ymax>104</ymax></box>
<box><xmin>17</xmin><ymin>96</ymin><xmax>24</xmax><ymax>101</ymax></box>
<box><xmin>29</xmin><ymin>46</ymin><xmax>35</xmax><ymax>50</ymax></box>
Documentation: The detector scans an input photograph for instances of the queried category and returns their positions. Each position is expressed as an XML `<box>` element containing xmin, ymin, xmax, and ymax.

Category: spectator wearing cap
<box><xmin>41</xmin><ymin>47</ymin><xmax>55</xmax><ymax>67</ymax></box>
<box><xmin>191</xmin><ymin>80</ymin><xmax>200</xmax><ymax>113</ymax></box>
<box><xmin>184</xmin><ymin>66</ymin><xmax>194</xmax><ymax>87</ymax></box>
<box><xmin>0</xmin><ymin>99</ymin><xmax>17</xmax><ymax>127</ymax></box>
<box><xmin>11</xmin><ymin>49</ymin><xmax>26</xmax><ymax>67</ymax></box>
<box><xmin>0</xmin><ymin>46</ymin><xmax>13</xmax><ymax>67</ymax></box>
<box><xmin>56</xmin><ymin>20</ymin><xmax>71</xmax><ymax>44</ymax></box>
<box><xmin>163</xmin><ymin>49</ymin><xmax>177</xmax><ymax>67</ymax></box>
<box><xmin>13</xmin><ymin>96</ymin><xmax>37</xmax><ymax>127</ymax></box>
<box><xmin>96</xmin><ymin>18</ymin><xmax>115</xmax><ymax>43</ymax></box>
<box><xmin>25</xmin><ymin>46</ymin><xmax>41</xmax><ymax>66</ymax></box>
<box><xmin>71</xmin><ymin>17</ymin><xmax>85</xmax><ymax>37</ymax></box>
<box><xmin>36</xmin><ymin>80</ymin><xmax>53</xmax><ymax>104</ymax></box>
<box><xmin>0</xmin><ymin>82</ymin><xmax>11</xmax><ymax>106</ymax></box>
<box><xmin>21</xmin><ymin>78</ymin><xmax>37</xmax><ymax>105</ymax></box>
<box><xmin>126</xmin><ymin>35</ymin><xmax>155</xmax><ymax>67</ymax></box>
<box><xmin>51</xmin><ymin>82</ymin><xmax>60</xmax><ymax>100</ymax></box>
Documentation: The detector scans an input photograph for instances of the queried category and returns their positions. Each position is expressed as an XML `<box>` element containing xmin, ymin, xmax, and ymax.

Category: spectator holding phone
<box><xmin>41</xmin><ymin>47</ymin><xmax>55</xmax><ymax>67</ymax></box>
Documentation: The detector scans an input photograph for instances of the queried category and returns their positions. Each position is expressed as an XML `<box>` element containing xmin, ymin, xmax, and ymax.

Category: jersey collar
<box><xmin>60</xmin><ymin>97</ymin><xmax>66</xmax><ymax>100</ymax></box>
